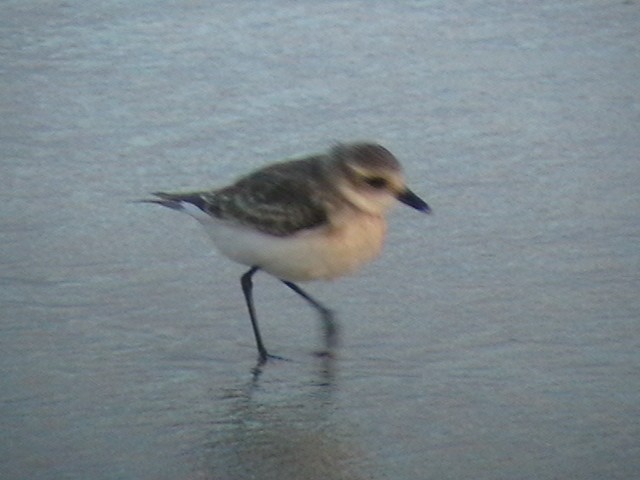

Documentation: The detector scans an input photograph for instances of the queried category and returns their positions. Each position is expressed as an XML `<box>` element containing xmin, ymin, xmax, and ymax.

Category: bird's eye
<box><xmin>365</xmin><ymin>177</ymin><xmax>388</xmax><ymax>189</ymax></box>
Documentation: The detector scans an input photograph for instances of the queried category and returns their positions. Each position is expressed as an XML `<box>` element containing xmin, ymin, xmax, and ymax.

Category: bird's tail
<box><xmin>137</xmin><ymin>192</ymin><xmax>209</xmax><ymax>216</ymax></box>
<box><xmin>137</xmin><ymin>192</ymin><xmax>185</xmax><ymax>210</ymax></box>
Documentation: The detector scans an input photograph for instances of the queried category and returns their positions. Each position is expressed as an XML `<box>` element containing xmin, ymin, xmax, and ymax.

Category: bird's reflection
<box><xmin>251</xmin><ymin>348</ymin><xmax>337</xmax><ymax>387</ymax></box>
<box><xmin>198</xmin><ymin>356</ymin><xmax>374</xmax><ymax>480</ymax></box>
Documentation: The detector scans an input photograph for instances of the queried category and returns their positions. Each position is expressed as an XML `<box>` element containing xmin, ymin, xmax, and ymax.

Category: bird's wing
<box><xmin>208</xmin><ymin>165</ymin><xmax>330</xmax><ymax>236</ymax></box>
<box><xmin>151</xmin><ymin>159</ymin><xmax>331</xmax><ymax>237</ymax></box>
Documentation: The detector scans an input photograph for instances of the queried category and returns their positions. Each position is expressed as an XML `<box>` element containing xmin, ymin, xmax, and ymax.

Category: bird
<box><xmin>143</xmin><ymin>142</ymin><xmax>431</xmax><ymax>364</ymax></box>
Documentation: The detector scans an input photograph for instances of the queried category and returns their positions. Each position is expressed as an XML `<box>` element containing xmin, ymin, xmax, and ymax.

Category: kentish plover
<box><xmin>144</xmin><ymin>142</ymin><xmax>431</xmax><ymax>363</ymax></box>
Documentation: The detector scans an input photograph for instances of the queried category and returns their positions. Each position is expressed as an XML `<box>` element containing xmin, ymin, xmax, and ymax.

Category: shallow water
<box><xmin>2</xmin><ymin>1</ymin><xmax>639</xmax><ymax>479</ymax></box>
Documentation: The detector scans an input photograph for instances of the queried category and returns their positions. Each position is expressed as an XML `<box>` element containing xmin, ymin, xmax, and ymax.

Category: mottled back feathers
<box><xmin>148</xmin><ymin>142</ymin><xmax>417</xmax><ymax>237</ymax></box>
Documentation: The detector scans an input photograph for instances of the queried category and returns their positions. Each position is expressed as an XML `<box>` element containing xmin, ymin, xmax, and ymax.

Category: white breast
<box><xmin>197</xmin><ymin>210</ymin><xmax>387</xmax><ymax>282</ymax></box>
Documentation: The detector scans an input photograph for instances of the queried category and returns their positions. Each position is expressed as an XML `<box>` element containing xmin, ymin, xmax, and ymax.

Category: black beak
<box><xmin>397</xmin><ymin>188</ymin><xmax>431</xmax><ymax>213</ymax></box>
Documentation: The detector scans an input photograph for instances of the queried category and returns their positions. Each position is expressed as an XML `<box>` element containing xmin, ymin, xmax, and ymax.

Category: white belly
<box><xmin>197</xmin><ymin>211</ymin><xmax>387</xmax><ymax>282</ymax></box>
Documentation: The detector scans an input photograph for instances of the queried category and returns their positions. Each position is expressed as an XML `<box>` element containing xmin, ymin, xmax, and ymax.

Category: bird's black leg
<box><xmin>281</xmin><ymin>280</ymin><xmax>338</xmax><ymax>352</ymax></box>
<box><xmin>241</xmin><ymin>266</ymin><xmax>269</xmax><ymax>364</ymax></box>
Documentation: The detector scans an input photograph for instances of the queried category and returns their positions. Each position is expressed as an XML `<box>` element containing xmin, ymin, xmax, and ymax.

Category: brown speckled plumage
<box><xmin>150</xmin><ymin>143</ymin><xmax>407</xmax><ymax>237</ymax></box>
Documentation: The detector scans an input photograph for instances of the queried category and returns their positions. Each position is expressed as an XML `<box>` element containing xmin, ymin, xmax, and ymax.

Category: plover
<box><xmin>144</xmin><ymin>142</ymin><xmax>431</xmax><ymax>363</ymax></box>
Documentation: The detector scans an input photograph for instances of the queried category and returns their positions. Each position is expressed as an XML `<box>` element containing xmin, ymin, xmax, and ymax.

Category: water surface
<box><xmin>2</xmin><ymin>1</ymin><xmax>639</xmax><ymax>479</ymax></box>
